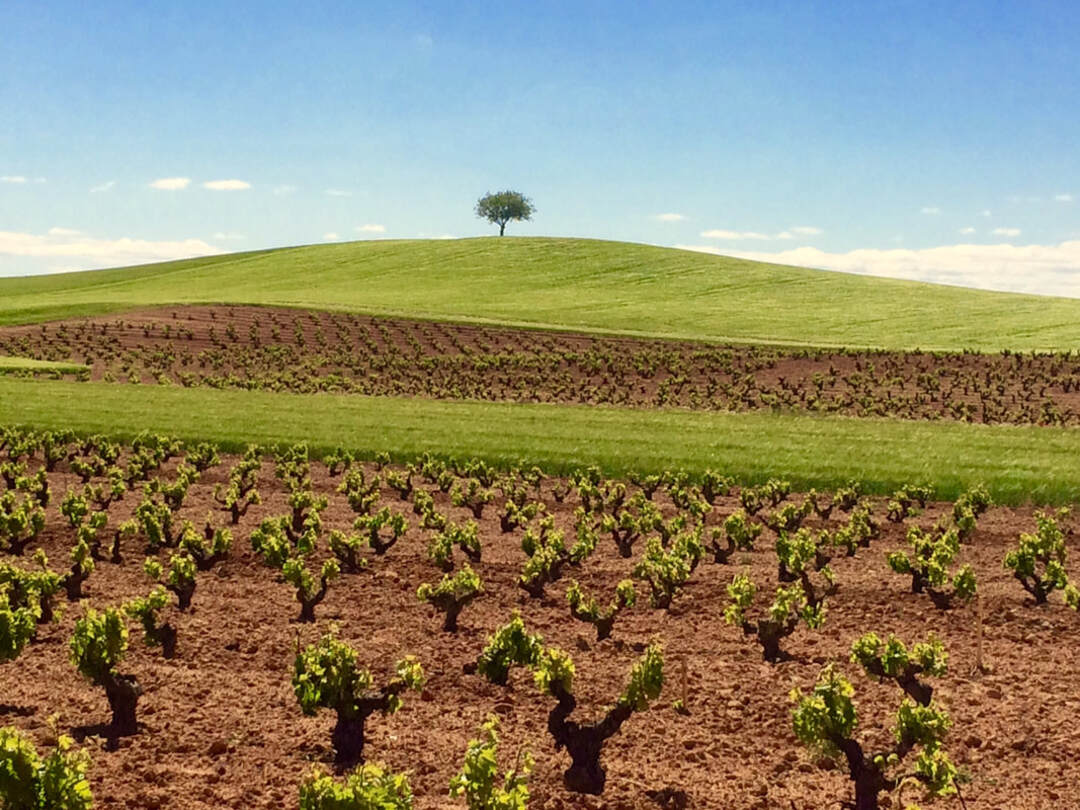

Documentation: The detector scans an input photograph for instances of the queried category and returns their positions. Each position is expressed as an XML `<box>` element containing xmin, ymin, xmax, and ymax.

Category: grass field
<box><xmin>4</xmin><ymin>377</ymin><xmax>1079</xmax><ymax>504</ymax></box>
<box><xmin>3</xmin><ymin>237</ymin><xmax>1080</xmax><ymax>351</ymax></box>
<box><xmin>0</xmin><ymin>356</ymin><xmax>88</xmax><ymax>373</ymax></box>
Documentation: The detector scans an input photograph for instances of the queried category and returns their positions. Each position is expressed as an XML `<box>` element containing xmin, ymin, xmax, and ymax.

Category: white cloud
<box><xmin>1</xmin><ymin>176</ymin><xmax>27</xmax><ymax>184</ymax></box>
<box><xmin>920</xmin><ymin>206</ymin><xmax>942</xmax><ymax>215</ymax></box>
<box><xmin>355</xmin><ymin>224</ymin><xmax>386</xmax><ymax>233</ymax></box>
<box><xmin>323</xmin><ymin>232</ymin><xmax>340</xmax><ymax>241</ymax></box>
<box><xmin>1055</xmin><ymin>193</ymin><xmax>1074</xmax><ymax>203</ymax></box>
<box><xmin>273</xmin><ymin>184</ymin><xmax>297</xmax><ymax>196</ymax></box>
<box><xmin>979</xmin><ymin>209</ymin><xmax>992</xmax><ymax>217</ymax></box>
<box><xmin>0</xmin><ymin>229</ymin><xmax>223</xmax><ymax>273</ymax></box>
<box><xmin>212</xmin><ymin>232</ymin><xmax>245</xmax><ymax>241</ymax></box>
<box><xmin>654</xmin><ymin>213</ymin><xmax>686</xmax><ymax>222</ymax></box>
<box><xmin>90</xmin><ymin>180</ymin><xmax>115</xmax><ymax>193</ymax></box>
<box><xmin>701</xmin><ymin>229</ymin><xmax>772</xmax><ymax>240</ymax></box>
<box><xmin>149</xmin><ymin>177</ymin><xmax>191</xmax><ymax>190</ymax></box>
<box><xmin>325</xmin><ymin>189</ymin><xmax>352</xmax><ymax>197</ymax></box>
<box><xmin>203</xmin><ymin>179</ymin><xmax>251</xmax><ymax>191</ymax></box>
<box><xmin>992</xmin><ymin>227</ymin><xmax>1021</xmax><ymax>237</ymax></box>
<box><xmin>959</xmin><ymin>227</ymin><xmax>976</xmax><ymax>235</ymax></box>
<box><xmin>702</xmin><ymin>226</ymin><xmax>821</xmax><ymax>241</ymax></box>
<box><xmin>675</xmin><ymin>240</ymin><xmax>1080</xmax><ymax>298</ymax></box>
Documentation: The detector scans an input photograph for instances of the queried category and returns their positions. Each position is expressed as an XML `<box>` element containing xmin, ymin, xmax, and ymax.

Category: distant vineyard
<box><xmin>4</xmin><ymin>306</ymin><xmax>1080</xmax><ymax>426</ymax></box>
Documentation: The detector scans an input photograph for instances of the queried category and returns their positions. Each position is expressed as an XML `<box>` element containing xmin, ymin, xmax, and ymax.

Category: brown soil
<box><xmin>2</xmin><ymin>449</ymin><xmax>1078</xmax><ymax>809</ymax></box>
<box><xmin>3</xmin><ymin>305</ymin><xmax>1080</xmax><ymax>426</ymax></box>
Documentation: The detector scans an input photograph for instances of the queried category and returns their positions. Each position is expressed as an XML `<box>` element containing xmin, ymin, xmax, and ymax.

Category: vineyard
<box><xmin>3</xmin><ymin>239</ymin><xmax>1080</xmax><ymax>809</ymax></box>
<box><xmin>4</xmin><ymin>305</ymin><xmax>1080</xmax><ymax>427</ymax></box>
<box><xmin>2</xmin><ymin>427</ymin><xmax>1079</xmax><ymax>809</ymax></box>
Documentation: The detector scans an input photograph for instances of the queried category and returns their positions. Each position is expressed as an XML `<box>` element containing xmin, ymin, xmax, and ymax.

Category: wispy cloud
<box><xmin>325</xmin><ymin>189</ymin><xmax>352</xmax><ymax>197</ymax></box>
<box><xmin>90</xmin><ymin>180</ymin><xmax>116</xmax><ymax>193</ymax></box>
<box><xmin>0</xmin><ymin>229</ymin><xmax>222</xmax><ymax>272</ymax></box>
<box><xmin>701</xmin><ymin>229</ymin><xmax>772</xmax><ymax>240</ymax></box>
<box><xmin>920</xmin><ymin>206</ymin><xmax>942</xmax><ymax>215</ymax></box>
<box><xmin>676</xmin><ymin>240</ymin><xmax>1080</xmax><ymax>297</ymax></box>
<box><xmin>273</xmin><ymin>184</ymin><xmax>297</xmax><ymax>196</ymax></box>
<box><xmin>959</xmin><ymin>227</ymin><xmax>976</xmax><ymax>235</ymax></box>
<box><xmin>1055</xmin><ymin>193</ymin><xmax>1074</xmax><ymax>203</ymax></box>
<box><xmin>355</xmin><ymin>224</ymin><xmax>386</xmax><ymax>233</ymax></box>
<box><xmin>203</xmin><ymin>179</ymin><xmax>251</xmax><ymax>191</ymax></box>
<box><xmin>1</xmin><ymin>176</ymin><xmax>27</xmax><ymax>184</ymax></box>
<box><xmin>979</xmin><ymin>209</ymin><xmax>992</xmax><ymax>217</ymax></box>
<box><xmin>654</xmin><ymin>213</ymin><xmax>686</xmax><ymax>222</ymax></box>
<box><xmin>702</xmin><ymin>226</ymin><xmax>821</xmax><ymax>241</ymax></box>
<box><xmin>323</xmin><ymin>232</ymin><xmax>340</xmax><ymax>241</ymax></box>
<box><xmin>992</xmin><ymin>227</ymin><xmax>1021</xmax><ymax>237</ymax></box>
<box><xmin>149</xmin><ymin>177</ymin><xmax>191</xmax><ymax>191</ymax></box>
<box><xmin>212</xmin><ymin>232</ymin><xmax>245</xmax><ymax>241</ymax></box>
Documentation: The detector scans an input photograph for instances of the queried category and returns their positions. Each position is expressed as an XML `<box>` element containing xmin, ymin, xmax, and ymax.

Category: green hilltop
<box><xmin>2</xmin><ymin>236</ymin><xmax>1077</xmax><ymax>351</ymax></box>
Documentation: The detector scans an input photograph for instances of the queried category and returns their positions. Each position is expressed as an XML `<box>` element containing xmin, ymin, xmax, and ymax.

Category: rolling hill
<box><xmin>1</xmin><ymin>236</ymin><xmax>1078</xmax><ymax>351</ymax></box>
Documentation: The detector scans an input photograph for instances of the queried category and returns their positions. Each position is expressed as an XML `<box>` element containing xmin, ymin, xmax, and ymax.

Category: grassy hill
<box><xmin>2</xmin><ymin>236</ymin><xmax>1078</xmax><ymax>351</ymax></box>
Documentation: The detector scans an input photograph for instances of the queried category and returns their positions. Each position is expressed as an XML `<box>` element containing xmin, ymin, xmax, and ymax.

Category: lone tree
<box><xmin>475</xmin><ymin>190</ymin><xmax>535</xmax><ymax>236</ymax></box>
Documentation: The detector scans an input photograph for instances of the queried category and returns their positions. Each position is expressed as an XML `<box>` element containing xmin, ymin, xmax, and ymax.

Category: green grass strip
<box><xmin>4</xmin><ymin>237</ymin><xmax>1080</xmax><ymax>351</ymax></box>
<box><xmin>3</xmin><ymin>378</ymin><xmax>1079</xmax><ymax>505</ymax></box>
<box><xmin>0</xmin><ymin>356</ymin><xmax>88</xmax><ymax>373</ymax></box>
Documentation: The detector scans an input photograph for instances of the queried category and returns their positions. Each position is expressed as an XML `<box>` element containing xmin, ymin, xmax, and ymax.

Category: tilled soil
<box><xmin>2</xmin><ymin>453</ymin><xmax>1078</xmax><ymax>809</ymax></box>
<box><xmin>4</xmin><ymin>305</ymin><xmax>1080</xmax><ymax>426</ymax></box>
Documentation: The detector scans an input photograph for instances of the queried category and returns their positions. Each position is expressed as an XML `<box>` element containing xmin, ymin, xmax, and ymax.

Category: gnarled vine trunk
<box><xmin>104</xmin><ymin>673</ymin><xmax>142</xmax><ymax>736</ymax></box>
<box><xmin>331</xmin><ymin>686</ymin><xmax>404</xmax><ymax>766</ymax></box>
<box><xmin>547</xmin><ymin>686</ymin><xmax>633</xmax><ymax>794</ymax></box>
<box><xmin>332</xmin><ymin>714</ymin><xmax>369</xmax><ymax>766</ymax></box>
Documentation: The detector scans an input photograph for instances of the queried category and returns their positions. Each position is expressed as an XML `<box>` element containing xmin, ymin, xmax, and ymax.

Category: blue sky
<box><xmin>2</xmin><ymin>1</ymin><xmax>1079</xmax><ymax>293</ymax></box>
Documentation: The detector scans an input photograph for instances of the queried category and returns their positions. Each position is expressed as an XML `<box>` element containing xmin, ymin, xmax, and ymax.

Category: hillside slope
<box><xmin>2</xmin><ymin>237</ymin><xmax>1077</xmax><ymax>350</ymax></box>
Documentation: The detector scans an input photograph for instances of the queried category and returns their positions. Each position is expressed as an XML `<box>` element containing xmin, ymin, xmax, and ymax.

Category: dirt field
<box><xmin>4</xmin><ymin>305</ymin><xmax>1080</xmax><ymax>426</ymax></box>
<box><xmin>2</xmin><ymin>448</ymin><xmax>1078</xmax><ymax>809</ymax></box>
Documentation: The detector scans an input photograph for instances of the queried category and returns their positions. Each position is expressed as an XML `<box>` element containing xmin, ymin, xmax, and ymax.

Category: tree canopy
<box><xmin>475</xmin><ymin>191</ymin><xmax>535</xmax><ymax>236</ymax></box>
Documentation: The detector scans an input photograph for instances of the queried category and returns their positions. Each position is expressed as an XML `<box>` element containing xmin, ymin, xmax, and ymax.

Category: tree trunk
<box><xmin>65</xmin><ymin>567</ymin><xmax>87</xmax><ymax>601</ymax></box>
<box><xmin>548</xmin><ymin>692</ymin><xmax>633</xmax><ymax>795</ymax></box>
<box><xmin>105</xmin><ymin>674</ymin><xmax>141</xmax><ymax>736</ymax></box>
<box><xmin>442</xmin><ymin>602</ymin><xmax>462</xmax><ymax>632</ymax></box>
<box><xmin>171</xmin><ymin>581</ymin><xmax>195</xmax><ymax>611</ymax></box>
<box><xmin>370</xmin><ymin>533</ymin><xmax>398</xmax><ymax>555</ymax></box>
<box><xmin>155</xmin><ymin>623</ymin><xmax>178</xmax><ymax>660</ymax></box>
<box><xmin>332</xmin><ymin>713</ymin><xmax>368</xmax><ymax>766</ymax></box>
<box><xmin>594</xmin><ymin>615</ymin><xmax>615</xmax><ymax>642</ymax></box>
<box><xmin>897</xmin><ymin>673</ymin><xmax>933</xmax><ymax>706</ymax></box>
<box><xmin>838</xmin><ymin>737</ymin><xmax>890</xmax><ymax>810</ymax></box>
<box><xmin>499</xmin><ymin>223</ymin><xmax>506</xmax><ymax>236</ymax></box>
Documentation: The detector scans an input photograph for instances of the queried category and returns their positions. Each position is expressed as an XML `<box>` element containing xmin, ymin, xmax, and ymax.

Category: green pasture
<box><xmin>2</xmin><ymin>237</ymin><xmax>1079</xmax><ymax>351</ymax></box>
<box><xmin>0</xmin><ymin>356</ymin><xmax>87</xmax><ymax>373</ymax></box>
<box><xmin>4</xmin><ymin>378</ymin><xmax>1079</xmax><ymax>504</ymax></box>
